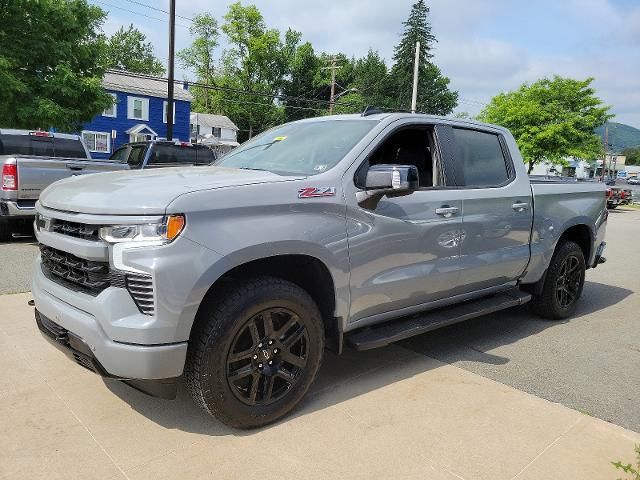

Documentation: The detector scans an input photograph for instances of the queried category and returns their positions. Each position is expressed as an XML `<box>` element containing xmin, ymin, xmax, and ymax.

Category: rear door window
<box><xmin>451</xmin><ymin>128</ymin><xmax>511</xmax><ymax>187</ymax></box>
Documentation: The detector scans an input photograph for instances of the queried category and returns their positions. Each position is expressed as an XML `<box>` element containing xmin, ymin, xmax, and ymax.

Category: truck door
<box><xmin>438</xmin><ymin>126</ymin><xmax>533</xmax><ymax>293</ymax></box>
<box><xmin>344</xmin><ymin>123</ymin><xmax>464</xmax><ymax>325</ymax></box>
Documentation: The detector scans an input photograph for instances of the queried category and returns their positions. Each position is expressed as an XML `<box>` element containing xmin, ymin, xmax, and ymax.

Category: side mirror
<box><xmin>364</xmin><ymin>164</ymin><xmax>419</xmax><ymax>195</ymax></box>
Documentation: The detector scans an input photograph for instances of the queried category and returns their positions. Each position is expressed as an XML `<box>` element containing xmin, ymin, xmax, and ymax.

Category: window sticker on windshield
<box><xmin>314</xmin><ymin>164</ymin><xmax>328</xmax><ymax>172</ymax></box>
<box><xmin>273</xmin><ymin>136</ymin><xmax>287</xmax><ymax>141</ymax></box>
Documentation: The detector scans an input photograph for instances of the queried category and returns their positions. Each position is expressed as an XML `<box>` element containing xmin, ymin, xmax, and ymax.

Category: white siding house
<box><xmin>190</xmin><ymin>113</ymin><xmax>240</xmax><ymax>155</ymax></box>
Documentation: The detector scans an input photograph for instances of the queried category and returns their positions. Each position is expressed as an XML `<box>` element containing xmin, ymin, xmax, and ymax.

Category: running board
<box><xmin>347</xmin><ymin>288</ymin><xmax>532</xmax><ymax>351</ymax></box>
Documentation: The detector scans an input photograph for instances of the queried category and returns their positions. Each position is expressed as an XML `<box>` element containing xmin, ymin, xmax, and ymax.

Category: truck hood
<box><xmin>39</xmin><ymin>166</ymin><xmax>304</xmax><ymax>215</ymax></box>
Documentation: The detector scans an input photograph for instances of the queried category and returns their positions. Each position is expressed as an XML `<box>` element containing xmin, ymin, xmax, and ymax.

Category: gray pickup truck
<box><xmin>32</xmin><ymin>113</ymin><xmax>607</xmax><ymax>428</ymax></box>
<box><xmin>0</xmin><ymin>130</ymin><xmax>125</xmax><ymax>240</ymax></box>
<box><xmin>0</xmin><ymin>131</ymin><xmax>215</xmax><ymax>240</ymax></box>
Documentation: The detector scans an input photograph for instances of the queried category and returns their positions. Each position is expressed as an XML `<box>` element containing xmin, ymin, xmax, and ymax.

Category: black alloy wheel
<box><xmin>226</xmin><ymin>307</ymin><xmax>309</xmax><ymax>406</ymax></box>
<box><xmin>554</xmin><ymin>255</ymin><xmax>583</xmax><ymax>309</ymax></box>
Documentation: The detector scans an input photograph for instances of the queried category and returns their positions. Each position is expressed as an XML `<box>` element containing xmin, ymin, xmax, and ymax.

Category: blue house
<box><xmin>80</xmin><ymin>70</ymin><xmax>193</xmax><ymax>159</ymax></box>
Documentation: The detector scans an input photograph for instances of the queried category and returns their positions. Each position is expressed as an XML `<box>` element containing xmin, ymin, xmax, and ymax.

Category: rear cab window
<box><xmin>148</xmin><ymin>144</ymin><xmax>214</xmax><ymax>166</ymax></box>
<box><xmin>450</xmin><ymin>128</ymin><xmax>512</xmax><ymax>188</ymax></box>
<box><xmin>0</xmin><ymin>133</ymin><xmax>86</xmax><ymax>158</ymax></box>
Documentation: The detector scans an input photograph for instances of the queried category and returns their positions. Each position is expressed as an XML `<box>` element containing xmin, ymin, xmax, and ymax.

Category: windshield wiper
<box><xmin>238</xmin><ymin>167</ymin><xmax>268</xmax><ymax>172</ymax></box>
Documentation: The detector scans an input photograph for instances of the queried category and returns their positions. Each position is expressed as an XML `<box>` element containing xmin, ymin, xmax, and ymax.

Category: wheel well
<box><xmin>193</xmin><ymin>255</ymin><xmax>338</xmax><ymax>345</ymax></box>
<box><xmin>559</xmin><ymin>224</ymin><xmax>592</xmax><ymax>262</ymax></box>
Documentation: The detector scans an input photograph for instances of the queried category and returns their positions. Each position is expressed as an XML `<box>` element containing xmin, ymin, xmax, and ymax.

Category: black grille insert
<box><xmin>50</xmin><ymin>219</ymin><xmax>102</xmax><ymax>242</ymax></box>
<box><xmin>40</xmin><ymin>245</ymin><xmax>110</xmax><ymax>295</ymax></box>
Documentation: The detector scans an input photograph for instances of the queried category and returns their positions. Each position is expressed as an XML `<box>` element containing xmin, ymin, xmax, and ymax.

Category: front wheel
<box><xmin>186</xmin><ymin>276</ymin><xmax>324</xmax><ymax>429</ymax></box>
<box><xmin>529</xmin><ymin>241</ymin><xmax>586</xmax><ymax>320</ymax></box>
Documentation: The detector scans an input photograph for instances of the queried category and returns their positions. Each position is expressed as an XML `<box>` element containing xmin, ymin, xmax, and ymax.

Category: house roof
<box><xmin>103</xmin><ymin>70</ymin><xmax>193</xmax><ymax>102</ymax></box>
<box><xmin>126</xmin><ymin>123</ymin><xmax>158</xmax><ymax>136</ymax></box>
<box><xmin>190</xmin><ymin>113</ymin><xmax>239</xmax><ymax>131</ymax></box>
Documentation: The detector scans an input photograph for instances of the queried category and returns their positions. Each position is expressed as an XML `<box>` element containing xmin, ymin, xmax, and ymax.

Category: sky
<box><xmin>94</xmin><ymin>0</ymin><xmax>640</xmax><ymax>128</ymax></box>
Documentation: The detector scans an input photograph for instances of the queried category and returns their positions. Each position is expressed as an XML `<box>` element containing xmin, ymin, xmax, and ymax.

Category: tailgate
<box><xmin>16</xmin><ymin>157</ymin><xmax>128</xmax><ymax>200</ymax></box>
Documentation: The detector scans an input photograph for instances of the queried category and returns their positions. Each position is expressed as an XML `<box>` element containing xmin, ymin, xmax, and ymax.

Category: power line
<box><xmin>112</xmin><ymin>70</ymin><xmax>397</xmax><ymax>112</ymax></box>
<box><xmin>90</xmin><ymin>0</ymin><xmax>191</xmax><ymax>29</ymax></box>
<box><xmin>124</xmin><ymin>0</ymin><xmax>194</xmax><ymax>22</ymax></box>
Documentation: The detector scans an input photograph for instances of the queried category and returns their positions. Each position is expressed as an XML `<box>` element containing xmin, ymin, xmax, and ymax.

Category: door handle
<box><xmin>435</xmin><ymin>206</ymin><xmax>459</xmax><ymax>217</ymax></box>
<box><xmin>512</xmin><ymin>202</ymin><xmax>529</xmax><ymax>211</ymax></box>
<box><xmin>66</xmin><ymin>164</ymin><xmax>84</xmax><ymax>171</ymax></box>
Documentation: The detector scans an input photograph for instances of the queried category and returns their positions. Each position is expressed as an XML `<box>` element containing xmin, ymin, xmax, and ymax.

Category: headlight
<box><xmin>99</xmin><ymin>215</ymin><xmax>185</xmax><ymax>244</ymax></box>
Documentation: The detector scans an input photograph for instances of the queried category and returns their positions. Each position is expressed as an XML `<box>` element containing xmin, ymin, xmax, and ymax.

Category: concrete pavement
<box><xmin>402</xmin><ymin>208</ymin><xmax>640</xmax><ymax>432</ymax></box>
<box><xmin>0</xmin><ymin>292</ymin><xmax>638</xmax><ymax>480</ymax></box>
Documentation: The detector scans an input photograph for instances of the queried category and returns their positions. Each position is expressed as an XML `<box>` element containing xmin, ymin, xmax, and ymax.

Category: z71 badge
<box><xmin>298</xmin><ymin>187</ymin><xmax>336</xmax><ymax>199</ymax></box>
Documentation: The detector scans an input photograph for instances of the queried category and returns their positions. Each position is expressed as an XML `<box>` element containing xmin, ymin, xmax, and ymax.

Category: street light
<box><xmin>333</xmin><ymin>88</ymin><xmax>358</xmax><ymax>101</ymax></box>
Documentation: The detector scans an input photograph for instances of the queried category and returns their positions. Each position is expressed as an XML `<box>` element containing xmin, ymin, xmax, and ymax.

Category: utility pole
<box><xmin>411</xmin><ymin>41</ymin><xmax>420</xmax><ymax>113</ymax></box>
<box><xmin>601</xmin><ymin>124</ymin><xmax>608</xmax><ymax>181</ymax></box>
<box><xmin>166</xmin><ymin>0</ymin><xmax>176</xmax><ymax>141</ymax></box>
<box><xmin>322</xmin><ymin>56</ymin><xmax>342</xmax><ymax>115</ymax></box>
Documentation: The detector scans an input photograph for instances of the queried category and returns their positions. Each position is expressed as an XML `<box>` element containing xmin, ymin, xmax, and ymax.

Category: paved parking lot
<box><xmin>1</xmin><ymin>292</ymin><xmax>639</xmax><ymax>480</ymax></box>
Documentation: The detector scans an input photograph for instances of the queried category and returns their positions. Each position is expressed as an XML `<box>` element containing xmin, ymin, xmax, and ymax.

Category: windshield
<box><xmin>214</xmin><ymin>120</ymin><xmax>377</xmax><ymax>175</ymax></box>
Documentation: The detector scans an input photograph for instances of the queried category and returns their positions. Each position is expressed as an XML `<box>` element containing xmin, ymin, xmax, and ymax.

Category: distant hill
<box><xmin>595</xmin><ymin>122</ymin><xmax>640</xmax><ymax>153</ymax></box>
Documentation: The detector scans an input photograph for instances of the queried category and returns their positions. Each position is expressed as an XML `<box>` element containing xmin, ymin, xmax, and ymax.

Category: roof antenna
<box><xmin>362</xmin><ymin>106</ymin><xmax>384</xmax><ymax>117</ymax></box>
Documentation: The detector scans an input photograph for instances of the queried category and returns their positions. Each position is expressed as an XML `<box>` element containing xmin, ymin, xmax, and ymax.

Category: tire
<box><xmin>0</xmin><ymin>219</ymin><xmax>12</xmax><ymax>242</ymax></box>
<box><xmin>609</xmin><ymin>204</ymin><xmax>618</xmax><ymax>209</ymax></box>
<box><xmin>186</xmin><ymin>276</ymin><xmax>325</xmax><ymax>429</ymax></box>
<box><xmin>529</xmin><ymin>241</ymin><xmax>586</xmax><ymax>320</ymax></box>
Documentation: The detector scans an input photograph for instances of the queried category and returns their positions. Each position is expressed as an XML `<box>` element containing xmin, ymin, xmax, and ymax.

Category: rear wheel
<box><xmin>186</xmin><ymin>276</ymin><xmax>324</xmax><ymax>429</ymax></box>
<box><xmin>530</xmin><ymin>241</ymin><xmax>586</xmax><ymax>320</ymax></box>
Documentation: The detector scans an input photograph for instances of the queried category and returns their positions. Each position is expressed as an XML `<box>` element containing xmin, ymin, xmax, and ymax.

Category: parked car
<box><xmin>606</xmin><ymin>187</ymin><xmax>623</xmax><ymax>209</ymax></box>
<box><xmin>627</xmin><ymin>176</ymin><xmax>640</xmax><ymax>185</ymax></box>
<box><xmin>604</xmin><ymin>176</ymin><xmax>617</xmax><ymax>186</ymax></box>
<box><xmin>0</xmin><ymin>133</ymin><xmax>215</xmax><ymax>241</ymax></box>
<box><xmin>32</xmin><ymin>113</ymin><xmax>607</xmax><ymax>428</ymax></box>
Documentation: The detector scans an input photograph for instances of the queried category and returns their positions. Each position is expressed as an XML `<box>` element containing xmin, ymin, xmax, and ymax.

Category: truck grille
<box><xmin>125</xmin><ymin>273</ymin><xmax>155</xmax><ymax>315</ymax></box>
<box><xmin>50</xmin><ymin>219</ymin><xmax>102</xmax><ymax>242</ymax></box>
<box><xmin>40</xmin><ymin>245</ymin><xmax>110</xmax><ymax>295</ymax></box>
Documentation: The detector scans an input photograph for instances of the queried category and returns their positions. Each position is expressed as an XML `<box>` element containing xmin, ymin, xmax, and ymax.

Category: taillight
<box><xmin>1</xmin><ymin>160</ymin><xmax>17</xmax><ymax>191</ymax></box>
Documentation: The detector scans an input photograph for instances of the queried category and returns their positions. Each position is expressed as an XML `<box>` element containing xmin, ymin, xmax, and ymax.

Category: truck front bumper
<box><xmin>32</xmin><ymin>263</ymin><xmax>188</xmax><ymax>384</ymax></box>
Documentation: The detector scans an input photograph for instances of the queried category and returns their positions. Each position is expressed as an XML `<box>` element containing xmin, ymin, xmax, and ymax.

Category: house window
<box><xmin>212</xmin><ymin>127</ymin><xmax>221</xmax><ymax>138</ymax></box>
<box><xmin>127</xmin><ymin>96</ymin><xmax>149</xmax><ymax>121</ymax></box>
<box><xmin>163</xmin><ymin>101</ymin><xmax>176</xmax><ymax>124</ymax></box>
<box><xmin>82</xmin><ymin>131</ymin><xmax>110</xmax><ymax>154</ymax></box>
<box><xmin>103</xmin><ymin>93</ymin><xmax>117</xmax><ymax>117</ymax></box>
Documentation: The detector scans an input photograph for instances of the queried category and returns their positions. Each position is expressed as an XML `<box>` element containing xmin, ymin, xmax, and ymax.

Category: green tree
<box><xmin>621</xmin><ymin>147</ymin><xmax>640</xmax><ymax>166</ymax></box>
<box><xmin>214</xmin><ymin>2</ymin><xmax>297</xmax><ymax>140</ymax></box>
<box><xmin>177</xmin><ymin>13</ymin><xmax>219</xmax><ymax>110</ymax></box>
<box><xmin>0</xmin><ymin>0</ymin><xmax>112</xmax><ymax>132</ymax></box>
<box><xmin>282</xmin><ymin>41</ymin><xmax>322</xmax><ymax>121</ymax></box>
<box><xmin>105</xmin><ymin>25</ymin><xmax>165</xmax><ymax>75</ymax></box>
<box><xmin>478</xmin><ymin>76</ymin><xmax>612</xmax><ymax>173</ymax></box>
<box><xmin>390</xmin><ymin>0</ymin><xmax>458</xmax><ymax>114</ymax></box>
